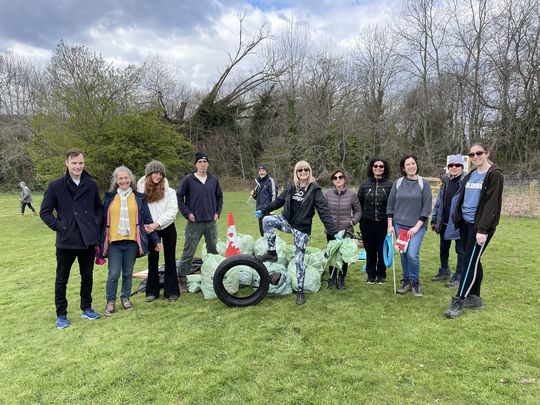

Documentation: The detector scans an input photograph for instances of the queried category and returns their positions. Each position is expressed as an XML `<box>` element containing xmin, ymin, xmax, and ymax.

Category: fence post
<box><xmin>530</xmin><ymin>180</ymin><xmax>537</xmax><ymax>217</ymax></box>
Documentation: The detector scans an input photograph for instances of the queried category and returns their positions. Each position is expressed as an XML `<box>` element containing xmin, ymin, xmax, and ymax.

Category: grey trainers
<box><xmin>445</xmin><ymin>273</ymin><xmax>461</xmax><ymax>288</ymax></box>
<box><xmin>296</xmin><ymin>291</ymin><xmax>306</xmax><ymax>305</ymax></box>
<box><xmin>411</xmin><ymin>281</ymin><xmax>423</xmax><ymax>297</ymax></box>
<box><xmin>397</xmin><ymin>279</ymin><xmax>411</xmax><ymax>294</ymax></box>
<box><xmin>444</xmin><ymin>296</ymin><xmax>464</xmax><ymax>319</ymax></box>
<box><xmin>432</xmin><ymin>267</ymin><xmax>451</xmax><ymax>281</ymax></box>
<box><xmin>104</xmin><ymin>301</ymin><xmax>115</xmax><ymax>316</ymax></box>
<box><xmin>255</xmin><ymin>250</ymin><xmax>278</xmax><ymax>263</ymax></box>
<box><xmin>463</xmin><ymin>295</ymin><xmax>484</xmax><ymax>309</ymax></box>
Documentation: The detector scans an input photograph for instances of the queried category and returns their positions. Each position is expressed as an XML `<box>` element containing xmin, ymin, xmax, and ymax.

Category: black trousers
<box><xmin>439</xmin><ymin>225</ymin><xmax>465</xmax><ymax>275</ymax></box>
<box><xmin>360</xmin><ymin>218</ymin><xmax>387</xmax><ymax>279</ymax></box>
<box><xmin>55</xmin><ymin>246</ymin><xmax>95</xmax><ymax>316</ymax></box>
<box><xmin>457</xmin><ymin>221</ymin><xmax>493</xmax><ymax>298</ymax></box>
<box><xmin>147</xmin><ymin>223</ymin><xmax>180</xmax><ymax>298</ymax></box>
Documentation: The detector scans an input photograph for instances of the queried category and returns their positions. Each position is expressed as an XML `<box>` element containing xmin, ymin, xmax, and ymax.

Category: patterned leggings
<box><xmin>262</xmin><ymin>214</ymin><xmax>310</xmax><ymax>292</ymax></box>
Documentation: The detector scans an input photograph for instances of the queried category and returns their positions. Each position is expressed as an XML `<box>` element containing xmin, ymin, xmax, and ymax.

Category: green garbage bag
<box><xmin>236</xmin><ymin>265</ymin><xmax>260</xmax><ymax>286</ymax></box>
<box><xmin>186</xmin><ymin>274</ymin><xmax>202</xmax><ymax>293</ymax></box>
<box><xmin>305</xmin><ymin>250</ymin><xmax>327</xmax><ymax>274</ymax></box>
<box><xmin>265</xmin><ymin>262</ymin><xmax>293</xmax><ymax>296</ymax></box>
<box><xmin>254</xmin><ymin>236</ymin><xmax>289</xmax><ymax>267</ymax></box>
<box><xmin>325</xmin><ymin>237</ymin><xmax>360</xmax><ymax>271</ymax></box>
<box><xmin>200</xmin><ymin>254</ymin><xmax>239</xmax><ymax>299</ymax></box>
<box><xmin>287</xmin><ymin>259</ymin><xmax>321</xmax><ymax>293</ymax></box>
<box><xmin>237</xmin><ymin>233</ymin><xmax>255</xmax><ymax>255</ymax></box>
<box><xmin>202</xmin><ymin>240</ymin><xmax>227</xmax><ymax>257</ymax></box>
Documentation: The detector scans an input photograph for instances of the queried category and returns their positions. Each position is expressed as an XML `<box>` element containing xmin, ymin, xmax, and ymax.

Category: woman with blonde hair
<box><xmin>137</xmin><ymin>160</ymin><xmax>180</xmax><ymax>302</ymax></box>
<box><xmin>255</xmin><ymin>160</ymin><xmax>340</xmax><ymax>305</ymax></box>
<box><xmin>98</xmin><ymin>166</ymin><xmax>160</xmax><ymax>316</ymax></box>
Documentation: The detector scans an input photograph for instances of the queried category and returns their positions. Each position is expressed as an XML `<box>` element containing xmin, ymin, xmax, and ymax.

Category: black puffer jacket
<box><xmin>357</xmin><ymin>178</ymin><xmax>393</xmax><ymax>221</ymax></box>
<box><xmin>261</xmin><ymin>182</ymin><xmax>337</xmax><ymax>235</ymax></box>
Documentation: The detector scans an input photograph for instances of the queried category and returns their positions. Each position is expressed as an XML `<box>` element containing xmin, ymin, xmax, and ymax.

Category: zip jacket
<box><xmin>261</xmin><ymin>182</ymin><xmax>338</xmax><ymax>235</ymax></box>
<box><xmin>431</xmin><ymin>173</ymin><xmax>464</xmax><ymax>240</ymax></box>
<box><xmin>254</xmin><ymin>174</ymin><xmax>278</xmax><ymax>210</ymax></box>
<box><xmin>324</xmin><ymin>186</ymin><xmax>361</xmax><ymax>233</ymax></box>
<box><xmin>357</xmin><ymin>178</ymin><xmax>393</xmax><ymax>221</ymax></box>
<box><xmin>452</xmin><ymin>165</ymin><xmax>504</xmax><ymax>234</ymax></box>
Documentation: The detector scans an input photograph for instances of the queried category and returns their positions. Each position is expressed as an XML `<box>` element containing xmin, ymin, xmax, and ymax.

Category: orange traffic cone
<box><xmin>225</xmin><ymin>212</ymin><xmax>241</xmax><ymax>257</ymax></box>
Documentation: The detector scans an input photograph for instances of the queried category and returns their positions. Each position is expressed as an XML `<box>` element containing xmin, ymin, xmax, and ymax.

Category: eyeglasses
<box><xmin>373</xmin><ymin>164</ymin><xmax>384</xmax><ymax>169</ymax></box>
<box><xmin>297</xmin><ymin>168</ymin><xmax>310</xmax><ymax>173</ymax></box>
<box><xmin>332</xmin><ymin>175</ymin><xmax>344</xmax><ymax>180</ymax></box>
<box><xmin>468</xmin><ymin>151</ymin><xmax>486</xmax><ymax>157</ymax></box>
<box><xmin>447</xmin><ymin>163</ymin><xmax>463</xmax><ymax>168</ymax></box>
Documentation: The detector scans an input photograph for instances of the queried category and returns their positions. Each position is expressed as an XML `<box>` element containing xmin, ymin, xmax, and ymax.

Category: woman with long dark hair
<box><xmin>357</xmin><ymin>158</ymin><xmax>393</xmax><ymax>284</ymax></box>
<box><xmin>255</xmin><ymin>160</ymin><xmax>339</xmax><ymax>305</ymax></box>
<box><xmin>444</xmin><ymin>143</ymin><xmax>503</xmax><ymax>319</ymax></box>
<box><xmin>387</xmin><ymin>155</ymin><xmax>432</xmax><ymax>297</ymax></box>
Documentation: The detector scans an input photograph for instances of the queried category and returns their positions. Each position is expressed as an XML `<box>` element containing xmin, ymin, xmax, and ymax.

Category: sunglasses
<box><xmin>297</xmin><ymin>168</ymin><xmax>310</xmax><ymax>173</ymax></box>
<box><xmin>447</xmin><ymin>163</ymin><xmax>463</xmax><ymax>168</ymax></box>
<box><xmin>468</xmin><ymin>151</ymin><xmax>486</xmax><ymax>157</ymax></box>
<box><xmin>332</xmin><ymin>175</ymin><xmax>344</xmax><ymax>180</ymax></box>
<box><xmin>373</xmin><ymin>164</ymin><xmax>384</xmax><ymax>169</ymax></box>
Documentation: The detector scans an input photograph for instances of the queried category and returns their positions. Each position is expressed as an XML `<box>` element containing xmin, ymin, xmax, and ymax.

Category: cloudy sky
<box><xmin>0</xmin><ymin>0</ymin><xmax>400</xmax><ymax>88</ymax></box>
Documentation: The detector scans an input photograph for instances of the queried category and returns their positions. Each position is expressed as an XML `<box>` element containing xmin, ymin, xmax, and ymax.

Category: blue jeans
<box><xmin>106</xmin><ymin>240</ymin><xmax>138</xmax><ymax>301</ymax></box>
<box><xmin>394</xmin><ymin>223</ymin><xmax>427</xmax><ymax>283</ymax></box>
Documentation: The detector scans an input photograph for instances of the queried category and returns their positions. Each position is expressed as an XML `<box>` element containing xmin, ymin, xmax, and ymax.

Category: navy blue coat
<box><xmin>254</xmin><ymin>175</ymin><xmax>278</xmax><ymax>210</ymax></box>
<box><xmin>431</xmin><ymin>174</ymin><xmax>464</xmax><ymax>240</ymax></box>
<box><xmin>40</xmin><ymin>170</ymin><xmax>103</xmax><ymax>249</ymax></box>
<box><xmin>98</xmin><ymin>191</ymin><xmax>159</xmax><ymax>258</ymax></box>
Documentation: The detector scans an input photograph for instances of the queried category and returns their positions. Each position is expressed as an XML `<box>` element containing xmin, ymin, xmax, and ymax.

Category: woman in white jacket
<box><xmin>137</xmin><ymin>160</ymin><xmax>180</xmax><ymax>301</ymax></box>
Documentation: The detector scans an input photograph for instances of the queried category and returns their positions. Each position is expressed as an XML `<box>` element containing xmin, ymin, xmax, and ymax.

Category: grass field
<box><xmin>0</xmin><ymin>192</ymin><xmax>539</xmax><ymax>404</ymax></box>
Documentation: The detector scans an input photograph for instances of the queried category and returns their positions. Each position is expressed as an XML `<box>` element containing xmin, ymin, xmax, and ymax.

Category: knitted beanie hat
<box><xmin>144</xmin><ymin>160</ymin><xmax>166</xmax><ymax>177</ymax></box>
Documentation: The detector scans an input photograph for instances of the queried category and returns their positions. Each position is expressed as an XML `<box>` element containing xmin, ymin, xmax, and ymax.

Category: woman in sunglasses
<box><xmin>444</xmin><ymin>144</ymin><xmax>504</xmax><ymax>319</ymax></box>
<box><xmin>324</xmin><ymin>170</ymin><xmax>362</xmax><ymax>289</ymax></box>
<box><xmin>430</xmin><ymin>154</ymin><xmax>466</xmax><ymax>288</ymax></box>
<box><xmin>357</xmin><ymin>158</ymin><xmax>393</xmax><ymax>284</ymax></box>
<box><xmin>387</xmin><ymin>154</ymin><xmax>432</xmax><ymax>297</ymax></box>
<box><xmin>255</xmin><ymin>161</ymin><xmax>339</xmax><ymax>305</ymax></box>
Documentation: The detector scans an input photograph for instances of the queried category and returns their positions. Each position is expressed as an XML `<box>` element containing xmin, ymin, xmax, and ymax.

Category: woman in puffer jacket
<box><xmin>357</xmin><ymin>158</ymin><xmax>393</xmax><ymax>284</ymax></box>
<box><xmin>324</xmin><ymin>170</ymin><xmax>362</xmax><ymax>290</ymax></box>
<box><xmin>137</xmin><ymin>160</ymin><xmax>180</xmax><ymax>302</ymax></box>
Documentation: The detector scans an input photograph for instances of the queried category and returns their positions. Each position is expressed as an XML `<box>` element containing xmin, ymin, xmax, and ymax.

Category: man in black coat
<box><xmin>40</xmin><ymin>149</ymin><xmax>103</xmax><ymax>329</ymax></box>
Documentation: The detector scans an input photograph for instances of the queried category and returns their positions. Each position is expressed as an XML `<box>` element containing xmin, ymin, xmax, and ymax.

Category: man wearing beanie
<box><xmin>176</xmin><ymin>152</ymin><xmax>223</xmax><ymax>291</ymax></box>
<box><xmin>251</xmin><ymin>164</ymin><xmax>278</xmax><ymax>236</ymax></box>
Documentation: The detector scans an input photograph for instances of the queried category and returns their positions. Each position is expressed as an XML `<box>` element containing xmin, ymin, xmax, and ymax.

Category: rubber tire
<box><xmin>213</xmin><ymin>254</ymin><xmax>270</xmax><ymax>307</ymax></box>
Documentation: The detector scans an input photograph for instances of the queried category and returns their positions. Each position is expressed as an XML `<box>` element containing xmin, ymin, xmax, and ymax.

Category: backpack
<box><xmin>395</xmin><ymin>176</ymin><xmax>424</xmax><ymax>191</ymax></box>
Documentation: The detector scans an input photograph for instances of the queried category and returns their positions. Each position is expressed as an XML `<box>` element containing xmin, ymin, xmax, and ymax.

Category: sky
<box><xmin>0</xmin><ymin>0</ymin><xmax>400</xmax><ymax>88</ymax></box>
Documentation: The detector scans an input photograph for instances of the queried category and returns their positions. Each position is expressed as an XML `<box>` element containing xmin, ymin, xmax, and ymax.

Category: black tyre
<box><xmin>213</xmin><ymin>254</ymin><xmax>270</xmax><ymax>307</ymax></box>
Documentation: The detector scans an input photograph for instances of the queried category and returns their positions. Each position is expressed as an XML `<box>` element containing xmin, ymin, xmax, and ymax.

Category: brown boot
<box><xmin>178</xmin><ymin>276</ymin><xmax>188</xmax><ymax>294</ymax></box>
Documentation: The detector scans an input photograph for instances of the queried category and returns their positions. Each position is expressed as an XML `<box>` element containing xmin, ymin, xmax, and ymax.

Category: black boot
<box><xmin>328</xmin><ymin>267</ymin><xmax>337</xmax><ymax>289</ymax></box>
<box><xmin>296</xmin><ymin>291</ymin><xmax>306</xmax><ymax>305</ymax></box>
<box><xmin>337</xmin><ymin>271</ymin><xmax>346</xmax><ymax>290</ymax></box>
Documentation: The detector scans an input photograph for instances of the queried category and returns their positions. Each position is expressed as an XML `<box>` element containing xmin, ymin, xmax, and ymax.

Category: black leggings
<box><xmin>457</xmin><ymin>222</ymin><xmax>493</xmax><ymax>298</ymax></box>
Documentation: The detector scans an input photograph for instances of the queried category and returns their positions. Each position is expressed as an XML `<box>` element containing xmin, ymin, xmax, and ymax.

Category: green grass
<box><xmin>0</xmin><ymin>192</ymin><xmax>539</xmax><ymax>404</ymax></box>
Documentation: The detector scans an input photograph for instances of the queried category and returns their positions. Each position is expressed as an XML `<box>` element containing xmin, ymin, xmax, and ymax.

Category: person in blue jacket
<box><xmin>252</xmin><ymin>164</ymin><xmax>279</xmax><ymax>236</ymax></box>
<box><xmin>430</xmin><ymin>154</ymin><xmax>466</xmax><ymax>288</ymax></box>
<box><xmin>98</xmin><ymin>166</ymin><xmax>160</xmax><ymax>316</ymax></box>
<box><xmin>40</xmin><ymin>149</ymin><xmax>103</xmax><ymax>329</ymax></box>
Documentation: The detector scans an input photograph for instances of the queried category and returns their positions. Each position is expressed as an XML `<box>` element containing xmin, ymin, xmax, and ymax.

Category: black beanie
<box><xmin>194</xmin><ymin>152</ymin><xmax>209</xmax><ymax>164</ymax></box>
